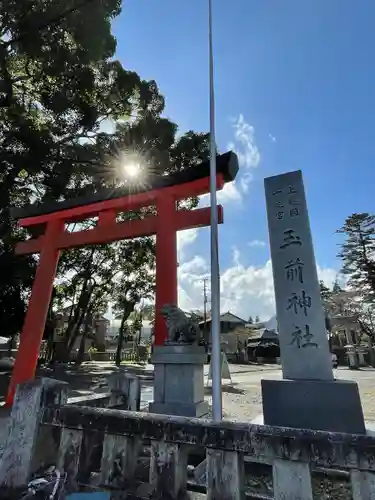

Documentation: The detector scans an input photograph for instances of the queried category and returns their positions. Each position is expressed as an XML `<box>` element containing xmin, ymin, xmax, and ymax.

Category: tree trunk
<box><xmin>76</xmin><ymin>330</ymin><xmax>87</xmax><ymax>365</ymax></box>
<box><xmin>42</xmin><ymin>288</ymin><xmax>57</xmax><ymax>362</ymax></box>
<box><xmin>66</xmin><ymin>308</ymin><xmax>86</xmax><ymax>354</ymax></box>
<box><xmin>7</xmin><ymin>335</ymin><xmax>14</xmax><ymax>357</ymax></box>
<box><xmin>115</xmin><ymin>303</ymin><xmax>135</xmax><ymax>366</ymax></box>
<box><xmin>76</xmin><ymin>311</ymin><xmax>92</xmax><ymax>365</ymax></box>
<box><xmin>66</xmin><ymin>296</ymin><xmax>76</xmax><ymax>330</ymax></box>
<box><xmin>137</xmin><ymin>323</ymin><xmax>142</xmax><ymax>347</ymax></box>
<box><xmin>368</xmin><ymin>336</ymin><xmax>375</xmax><ymax>367</ymax></box>
<box><xmin>46</xmin><ymin>333</ymin><xmax>54</xmax><ymax>363</ymax></box>
<box><xmin>67</xmin><ymin>285</ymin><xmax>94</xmax><ymax>353</ymax></box>
<box><xmin>115</xmin><ymin>314</ymin><xmax>127</xmax><ymax>367</ymax></box>
<box><xmin>64</xmin><ymin>250</ymin><xmax>95</xmax><ymax>347</ymax></box>
<box><xmin>64</xmin><ymin>285</ymin><xmax>88</xmax><ymax>347</ymax></box>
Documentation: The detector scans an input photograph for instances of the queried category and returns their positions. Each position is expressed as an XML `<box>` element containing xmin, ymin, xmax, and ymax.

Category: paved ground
<box><xmin>207</xmin><ymin>365</ymin><xmax>375</xmax><ymax>422</ymax></box>
<box><xmin>0</xmin><ymin>362</ymin><xmax>155</xmax><ymax>408</ymax></box>
<box><xmin>1</xmin><ymin>362</ymin><xmax>375</xmax><ymax>423</ymax></box>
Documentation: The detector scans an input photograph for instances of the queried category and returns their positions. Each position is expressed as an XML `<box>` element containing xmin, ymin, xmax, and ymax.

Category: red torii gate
<box><xmin>6</xmin><ymin>152</ymin><xmax>238</xmax><ymax>405</ymax></box>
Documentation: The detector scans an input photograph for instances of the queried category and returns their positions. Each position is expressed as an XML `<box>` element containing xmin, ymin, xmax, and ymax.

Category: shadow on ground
<box><xmin>0</xmin><ymin>362</ymin><xmax>154</xmax><ymax>403</ymax></box>
<box><xmin>227</xmin><ymin>364</ymin><xmax>279</xmax><ymax>375</ymax></box>
<box><xmin>204</xmin><ymin>383</ymin><xmax>245</xmax><ymax>395</ymax></box>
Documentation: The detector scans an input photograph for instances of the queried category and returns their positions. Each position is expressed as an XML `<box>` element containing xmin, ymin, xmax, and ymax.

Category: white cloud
<box><xmin>239</xmin><ymin>172</ymin><xmax>254</xmax><ymax>194</ymax></box>
<box><xmin>198</xmin><ymin>179</ymin><xmax>242</xmax><ymax>208</ymax></box>
<box><xmin>229</xmin><ymin>114</ymin><xmax>260</xmax><ymax>169</ymax></box>
<box><xmin>218</xmin><ymin>181</ymin><xmax>242</xmax><ymax>203</ymax></box>
<box><xmin>232</xmin><ymin>246</ymin><xmax>241</xmax><ymax>267</ymax></box>
<box><xmin>178</xmin><ymin>249</ymin><xmax>340</xmax><ymax>322</ymax></box>
<box><xmin>317</xmin><ymin>267</ymin><xmax>346</xmax><ymax>289</ymax></box>
<box><xmin>177</xmin><ymin>228</ymin><xmax>198</xmax><ymax>261</ymax></box>
<box><xmin>269</xmin><ymin>133</ymin><xmax>276</xmax><ymax>143</ymax></box>
<box><xmin>248</xmin><ymin>240</ymin><xmax>266</xmax><ymax>248</ymax></box>
<box><xmin>316</xmin><ymin>266</ymin><xmax>338</xmax><ymax>288</ymax></box>
<box><xmin>198</xmin><ymin>115</ymin><xmax>260</xmax><ymax>208</ymax></box>
<box><xmin>179</xmin><ymin>255</ymin><xmax>208</xmax><ymax>280</ymax></box>
<box><xmin>226</xmin><ymin>114</ymin><xmax>260</xmax><ymax>197</ymax></box>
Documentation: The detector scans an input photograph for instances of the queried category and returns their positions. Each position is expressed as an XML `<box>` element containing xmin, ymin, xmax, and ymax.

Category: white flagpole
<box><xmin>208</xmin><ymin>0</ymin><xmax>222</xmax><ymax>421</ymax></box>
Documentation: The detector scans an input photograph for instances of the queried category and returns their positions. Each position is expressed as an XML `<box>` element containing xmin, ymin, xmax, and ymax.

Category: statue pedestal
<box><xmin>149</xmin><ymin>344</ymin><xmax>209</xmax><ymax>417</ymax></box>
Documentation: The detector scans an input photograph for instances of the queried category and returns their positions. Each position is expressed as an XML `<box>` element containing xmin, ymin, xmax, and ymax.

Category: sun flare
<box><xmin>124</xmin><ymin>163</ymin><xmax>140</xmax><ymax>178</ymax></box>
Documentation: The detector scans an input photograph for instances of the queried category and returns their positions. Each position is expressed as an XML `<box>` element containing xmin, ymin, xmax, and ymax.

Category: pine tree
<box><xmin>255</xmin><ymin>315</ymin><xmax>260</xmax><ymax>323</ymax></box>
<box><xmin>337</xmin><ymin>213</ymin><xmax>375</xmax><ymax>301</ymax></box>
<box><xmin>319</xmin><ymin>281</ymin><xmax>332</xmax><ymax>302</ymax></box>
<box><xmin>332</xmin><ymin>279</ymin><xmax>343</xmax><ymax>294</ymax></box>
<box><xmin>248</xmin><ymin>316</ymin><xmax>253</xmax><ymax>324</ymax></box>
<box><xmin>319</xmin><ymin>281</ymin><xmax>332</xmax><ymax>332</ymax></box>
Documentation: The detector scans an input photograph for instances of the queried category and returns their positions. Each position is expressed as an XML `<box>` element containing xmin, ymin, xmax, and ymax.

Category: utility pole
<box><xmin>203</xmin><ymin>278</ymin><xmax>209</xmax><ymax>351</ymax></box>
<box><xmin>203</xmin><ymin>277</ymin><xmax>208</xmax><ymax>322</ymax></box>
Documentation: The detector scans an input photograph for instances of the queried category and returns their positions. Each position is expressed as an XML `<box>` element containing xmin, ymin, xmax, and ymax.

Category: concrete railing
<box><xmin>65</xmin><ymin>369</ymin><xmax>141</xmax><ymax>409</ymax></box>
<box><xmin>0</xmin><ymin>375</ymin><xmax>141</xmax><ymax>495</ymax></box>
<box><xmin>0</xmin><ymin>378</ymin><xmax>375</xmax><ymax>499</ymax></box>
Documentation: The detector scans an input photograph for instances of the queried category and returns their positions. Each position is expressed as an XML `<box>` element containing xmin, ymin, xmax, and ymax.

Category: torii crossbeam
<box><xmin>6</xmin><ymin>152</ymin><xmax>238</xmax><ymax>405</ymax></box>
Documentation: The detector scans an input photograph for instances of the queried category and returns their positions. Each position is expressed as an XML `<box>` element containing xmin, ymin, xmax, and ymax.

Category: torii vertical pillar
<box><xmin>7</xmin><ymin>221</ymin><xmax>63</xmax><ymax>404</ymax></box>
<box><xmin>154</xmin><ymin>194</ymin><xmax>178</xmax><ymax>345</ymax></box>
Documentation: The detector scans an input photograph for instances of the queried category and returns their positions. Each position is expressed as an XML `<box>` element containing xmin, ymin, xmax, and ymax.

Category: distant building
<box><xmin>199</xmin><ymin>311</ymin><xmax>247</xmax><ymax>337</ymax></box>
<box><xmin>198</xmin><ymin>311</ymin><xmax>247</xmax><ymax>352</ymax></box>
<box><xmin>246</xmin><ymin>328</ymin><xmax>280</xmax><ymax>360</ymax></box>
<box><xmin>264</xmin><ymin>315</ymin><xmax>278</xmax><ymax>331</ymax></box>
<box><xmin>108</xmin><ymin>318</ymin><xmax>153</xmax><ymax>343</ymax></box>
<box><xmin>324</xmin><ymin>290</ymin><xmax>361</xmax><ymax>346</ymax></box>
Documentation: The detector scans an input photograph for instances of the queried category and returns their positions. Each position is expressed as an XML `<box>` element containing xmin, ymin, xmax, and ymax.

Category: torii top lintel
<box><xmin>11</xmin><ymin>151</ymin><xmax>239</xmax><ymax>227</ymax></box>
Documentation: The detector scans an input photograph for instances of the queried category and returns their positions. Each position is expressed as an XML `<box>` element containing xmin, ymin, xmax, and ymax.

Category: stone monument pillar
<box><xmin>262</xmin><ymin>170</ymin><xmax>365</xmax><ymax>434</ymax></box>
<box><xmin>149</xmin><ymin>305</ymin><xmax>209</xmax><ymax>417</ymax></box>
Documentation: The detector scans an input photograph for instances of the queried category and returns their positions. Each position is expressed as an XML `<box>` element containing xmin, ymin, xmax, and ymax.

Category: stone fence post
<box><xmin>108</xmin><ymin>371</ymin><xmax>141</xmax><ymax>411</ymax></box>
<box><xmin>0</xmin><ymin>377</ymin><xmax>68</xmax><ymax>490</ymax></box>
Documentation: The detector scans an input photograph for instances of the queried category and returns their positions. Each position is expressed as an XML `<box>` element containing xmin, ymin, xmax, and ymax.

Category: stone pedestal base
<box><xmin>346</xmin><ymin>345</ymin><xmax>359</xmax><ymax>370</ymax></box>
<box><xmin>149</xmin><ymin>344</ymin><xmax>209</xmax><ymax>418</ymax></box>
<box><xmin>261</xmin><ymin>378</ymin><xmax>365</xmax><ymax>434</ymax></box>
<box><xmin>357</xmin><ymin>348</ymin><xmax>367</xmax><ymax>367</ymax></box>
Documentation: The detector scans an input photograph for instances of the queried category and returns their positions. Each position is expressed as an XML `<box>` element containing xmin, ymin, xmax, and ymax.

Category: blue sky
<box><xmin>112</xmin><ymin>1</ymin><xmax>375</xmax><ymax>319</ymax></box>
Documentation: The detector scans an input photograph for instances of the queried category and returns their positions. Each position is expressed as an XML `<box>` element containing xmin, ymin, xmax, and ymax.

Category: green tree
<box><xmin>139</xmin><ymin>304</ymin><xmax>155</xmax><ymax>321</ymax></box>
<box><xmin>319</xmin><ymin>280</ymin><xmax>333</xmax><ymax>333</ymax></box>
<box><xmin>337</xmin><ymin>213</ymin><xmax>375</xmax><ymax>361</ymax></box>
<box><xmin>0</xmin><ymin>0</ymin><xmax>164</xmax><ymax>338</ymax></box>
<box><xmin>112</xmin><ymin>238</ymin><xmax>155</xmax><ymax>366</ymax></box>
<box><xmin>332</xmin><ymin>279</ymin><xmax>343</xmax><ymax>294</ymax></box>
<box><xmin>0</xmin><ymin>0</ymin><xmax>214</xmax><ymax>366</ymax></box>
<box><xmin>319</xmin><ymin>280</ymin><xmax>332</xmax><ymax>302</ymax></box>
<box><xmin>337</xmin><ymin>213</ymin><xmax>375</xmax><ymax>301</ymax></box>
<box><xmin>336</xmin><ymin>293</ymin><xmax>375</xmax><ymax>367</ymax></box>
<box><xmin>248</xmin><ymin>316</ymin><xmax>253</xmax><ymax>324</ymax></box>
<box><xmin>255</xmin><ymin>315</ymin><xmax>260</xmax><ymax>323</ymax></box>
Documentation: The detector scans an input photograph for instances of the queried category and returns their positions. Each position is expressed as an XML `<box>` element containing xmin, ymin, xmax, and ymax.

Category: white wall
<box><xmin>107</xmin><ymin>319</ymin><xmax>152</xmax><ymax>342</ymax></box>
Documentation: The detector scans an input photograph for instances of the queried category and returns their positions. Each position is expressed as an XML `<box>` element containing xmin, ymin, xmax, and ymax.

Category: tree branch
<box><xmin>3</xmin><ymin>0</ymin><xmax>100</xmax><ymax>49</ymax></box>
